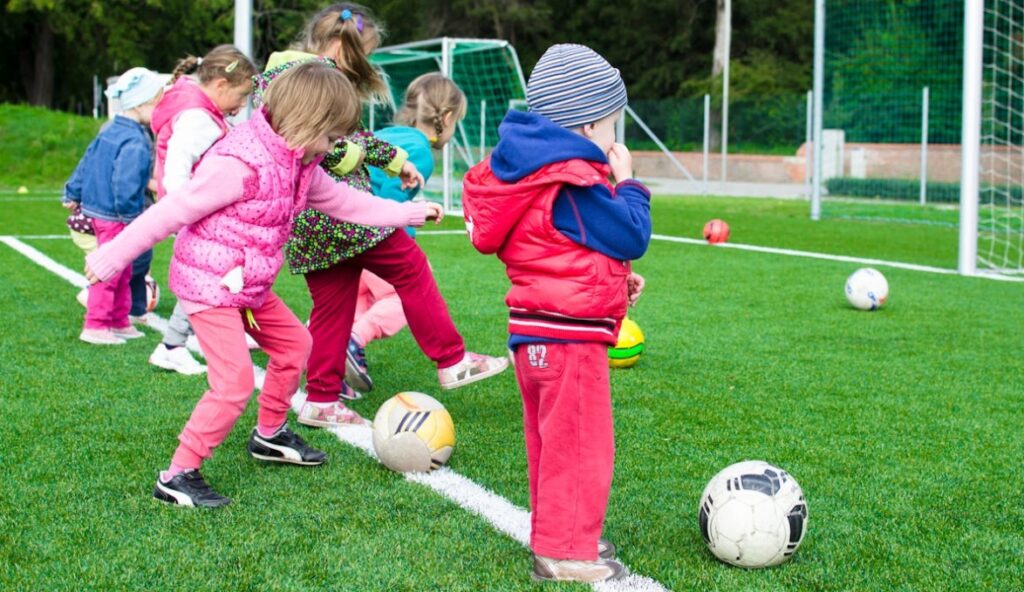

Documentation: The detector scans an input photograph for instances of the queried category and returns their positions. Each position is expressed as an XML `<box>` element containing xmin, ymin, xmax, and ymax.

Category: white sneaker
<box><xmin>111</xmin><ymin>325</ymin><xmax>145</xmax><ymax>340</ymax></box>
<box><xmin>80</xmin><ymin>328</ymin><xmax>126</xmax><ymax>345</ymax></box>
<box><xmin>438</xmin><ymin>352</ymin><xmax>509</xmax><ymax>390</ymax></box>
<box><xmin>150</xmin><ymin>343</ymin><xmax>206</xmax><ymax>375</ymax></box>
<box><xmin>296</xmin><ymin>401</ymin><xmax>366</xmax><ymax>429</ymax></box>
<box><xmin>532</xmin><ymin>555</ymin><xmax>627</xmax><ymax>583</ymax></box>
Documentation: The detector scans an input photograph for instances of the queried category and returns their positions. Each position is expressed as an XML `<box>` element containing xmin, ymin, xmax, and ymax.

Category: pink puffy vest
<box><xmin>151</xmin><ymin>77</ymin><xmax>228</xmax><ymax>199</ymax></box>
<box><xmin>168</xmin><ymin>108</ymin><xmax>320</xmax><ymax>309</ymax></box>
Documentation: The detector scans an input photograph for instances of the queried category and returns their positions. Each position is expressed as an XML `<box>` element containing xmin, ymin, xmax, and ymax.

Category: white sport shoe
<box><xmin>438</xmin><ymin>352</ymin><xmax>509</xmax><ymax>390</ymax></box>
<box><xmin>296</xmin><ymin>401</ymin><xmax>366</xmax><ymax>429</ymax></box>
<box><xmin>111</xmin><ymin>325</ymin><xmax>145</xmax><ymax>340</ymax></box>
<box><xmin>150</xmin><ymin>343</ymin><xmax>206</xmax><ymax>375</ymax></box>
<box><xmin>532</xmin><ymin>555</ymin><xmax>627</xmax><ymax>583</ymax></box>
<box><xmin>80</xmin><ymin>328</ymin><xmax>126</xmax><ymax>345</ymax></box>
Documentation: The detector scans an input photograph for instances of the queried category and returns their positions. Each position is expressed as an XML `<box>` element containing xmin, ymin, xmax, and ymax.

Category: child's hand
<box><xmin>627</xmin><ymin>272</ymin><xmax>645</xmax><ymax>306</ymax></box>
<box><xmin>608</xmin><ymin>143</ymin><xmax>633</xmax><ymax>184</ymax></box>
<box><xmin>62</xmin><ymin>201</ymin><xmax>80</xmax><ymax>213</ymax></box>
<box><xmin>400</xmin><ymin>161</ymin><xmax>425</xmax><ymax>190</ymax></box>
<box><xmin>84</xmin><ymin>263</ymin><xmax>99</xmax><ymax>284</ymax></box>
<box><xmin>424</xmin><ymin>202</ymin><xmax>444</xmax><ymax>225</ymax></box>
<box><xmin>147</xmin><ymin>178</ymin><xmax>159</xmax><ymax>193</ymax></box>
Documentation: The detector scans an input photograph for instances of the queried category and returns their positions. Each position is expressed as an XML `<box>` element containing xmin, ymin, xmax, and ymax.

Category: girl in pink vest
<box><xmin>148</xmin><ymin>45</ymin><xmax>258</xmax><ymax>377</ymax></box>
<box><xmin>85</xmin><ymin>62</ymin><xmax>443</xmax><ymax>508</ymax></box>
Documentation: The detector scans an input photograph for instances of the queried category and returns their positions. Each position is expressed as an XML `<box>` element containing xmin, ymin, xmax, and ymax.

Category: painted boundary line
<box><xmin>9</xmin><ymin>231</ymin><xmax>1023</xmax><ymax>282</ymax></box>
<box><xmin>0</xmin><ymin>235</ymin><xmax>671</xmax><ymax>592</ymax></box>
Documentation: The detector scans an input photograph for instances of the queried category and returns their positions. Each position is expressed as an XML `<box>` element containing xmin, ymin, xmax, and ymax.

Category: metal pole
<box><xmin>233</xmin><ymin>0</ymin><xmax>253</xmax><ymax>120</ymax></box>
<box><xmin>920</xmin><ymin>86</ymin><xmax>930</xmax><ymax>205</ymax></box>
<box><xmin>805</xmin><ymin>90</ymin><xmax>813</xmax><ymax>198</ymax></box>
<box><xmin>92</xmin><ymin>75</ymin><xmax>100</xmax><ymax>119</ymax></box>
<box><xmin>480</xmin><ymin>99</ymin><xmax>487</xmax><ymax>162</ymax></box>
<box><xmin>703</xmin><ymin>94</ymin><xmax>711</xmax><ymax>193</ymax></box>
<box><xmin>442</xmin><ymin>38</ymin><xmax>452</xmax><ymax>212</ymax></box>
<box><xmin>959</xmin><ymin>0</ymin><xmax>982</xmax><ymax>275</ymax></box>
<box><xmin>811</xmin><ymin>0</ymin><xmax>825</xmax><ymax>220</ymax></box>
<box><xmin>720</xmin><ymin>1</ymin><xmax>731</xmax><ymax>185</ymax></box>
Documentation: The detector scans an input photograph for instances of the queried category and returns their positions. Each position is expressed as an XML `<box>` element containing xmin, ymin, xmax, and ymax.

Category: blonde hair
<box><xmin>394</xmin><ymin>74</ymin><xmax>467</xmax><ymax>142</ymax></box>
<box><xmin>294</xmin><ymin>3</ymin><xmax>391</xmax><ymax>105</ymax></box>
<box><xmin>171</xmin><ymin>45</ymin><xmax>258</xmax><ymax>87</ymax></box>
<box><xmin>263</xmin><ymin>61</ymin><xmax>362</xmax><ymax>149</ymax></box>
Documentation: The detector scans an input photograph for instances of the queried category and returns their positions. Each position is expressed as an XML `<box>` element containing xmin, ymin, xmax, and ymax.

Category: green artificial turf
<box><xmin>1</xmin><ymin>195</ymin><xmax>1022</xmax><ymax>591</ymax></box>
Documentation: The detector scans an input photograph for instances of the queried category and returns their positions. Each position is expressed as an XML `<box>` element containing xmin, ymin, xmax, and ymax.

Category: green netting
<box><xmin>821</xmin><ymin>0</ymin><xmax>964</xmax><ymax>223</ymax></box>
<box><xmin>369</xmin><ymin>39</ymin><xmax>527</xmax><ymax>211</ymax></box>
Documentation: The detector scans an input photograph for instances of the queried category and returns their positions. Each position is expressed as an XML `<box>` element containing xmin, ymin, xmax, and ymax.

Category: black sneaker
<box><xmin>153</xmin><ymin>469</ymin><xmax>231</xmax><ymax>508</ymax></box>
<box><xmin>247</xmin><ymin>425</ymin><xmax>327</xmax><ymax>466</ymax></box>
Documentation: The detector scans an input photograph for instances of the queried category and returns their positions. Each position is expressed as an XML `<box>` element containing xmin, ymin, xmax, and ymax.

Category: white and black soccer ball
<box><xmin>844</xmin><ymin>267</ymin><xmax>888</xmax><ymax>311</ymax></box>
<box><xmin>698</xmin><ymin>460</ymin><xmax>808</xmax><ymax>568</ymax></box>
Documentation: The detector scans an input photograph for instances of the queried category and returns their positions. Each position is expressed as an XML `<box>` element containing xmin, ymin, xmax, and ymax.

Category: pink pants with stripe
<box><xmin>514</xmin><ymin>341</ymin><xmax>615</xmax><ymax>561</ymax></box>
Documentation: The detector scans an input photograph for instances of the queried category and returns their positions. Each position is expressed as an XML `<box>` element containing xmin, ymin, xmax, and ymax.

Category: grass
<box><xmin>1</xmin><ymin>191</ymin><xmax>1022</xmax><ymax>591</ymax></box>
<box><xmin>0</xmin><ymin>104</ymin><xmax>103</xmax><ymax>191</ymax></box>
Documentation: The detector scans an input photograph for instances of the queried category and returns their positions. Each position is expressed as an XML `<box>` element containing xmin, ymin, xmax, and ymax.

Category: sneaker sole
<box><xmin>149</xmin><ymin>355</ymin><xmax>207</xmax><ymax>376</ymax></box>
<box><xmin>153</xmin><ymin>482</ymin><xmax>231</xmax><ymax>508</ymax></box>
<box><xmin>296</xmin><ymin>415</ymin><xmax>365</xmax><ymax>429</ymax></box>
<box><xmin>344</xmin><ymin>357</ymin><xmax>373</xmax><ymax>392</ymax></box>
<box><xmin>247</xmin><ymin>440</ymin><xmax>326</xmax><ymax>466</ymax></box>
<box><xmin>440</xmin><ymin>359</ymin><xmax>510</xmax><ymax>390</ymax></box>
<box><xmin>80</xmin><ymin>335</ymin><xmax>126</xmax><ymax>345</ymax></box>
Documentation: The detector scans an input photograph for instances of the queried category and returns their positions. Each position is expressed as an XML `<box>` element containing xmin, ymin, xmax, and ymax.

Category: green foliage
<box><xmin>0</xmin><ymin>103</ymin><xmax>100</xmax><ymax>190</ymax></box>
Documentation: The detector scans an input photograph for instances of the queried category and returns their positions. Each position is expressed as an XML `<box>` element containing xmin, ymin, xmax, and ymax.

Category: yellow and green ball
<box><xmin>609</xmin><ymin>318</ymin><xmax>645</xmax><ymax>369</ymax></box>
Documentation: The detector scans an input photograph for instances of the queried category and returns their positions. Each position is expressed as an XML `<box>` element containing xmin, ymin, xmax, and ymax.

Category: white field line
<box><xmin>0</xmin><ymin>235</ymin><xmax>671</xmax><ymax>592</ymax></box>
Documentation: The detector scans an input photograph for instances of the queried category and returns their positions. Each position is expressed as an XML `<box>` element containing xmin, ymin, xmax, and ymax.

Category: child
<box><xmin>147</xmin><ymin>45</ymin><xmax>258</xmax><ymax>376</ymax></box>
<box><xmin>254</xmin><ymin>3</ymin><xmax>506</xmax><ymax>430</ymax></box>
<box><xmin>347</xmin><ymin>72</ymin><xmax>468</xmax><ymax>392</ymax></box>
<box><xmin>461</xmin><ymin>44</ymin><xmax>652</xmax><ymax>583</ymax></box>
<box><xmin>64</xmin><ymin>67</ymin><xmax>165</xmax><ymax>345</ymax></box>
<box><xmin>84</xmin><ymin>62</ymin><xmax>443</xmax><ymax>508</ymax></box>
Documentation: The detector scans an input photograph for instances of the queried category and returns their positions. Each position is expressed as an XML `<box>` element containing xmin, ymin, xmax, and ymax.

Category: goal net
<box><xmin>371</xmin><ymin>38</ymin><xmax>528</xmax><ymax>213</ymax></box>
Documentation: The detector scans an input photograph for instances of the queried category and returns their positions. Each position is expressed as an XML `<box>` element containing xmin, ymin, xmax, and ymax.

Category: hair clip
<box><xmin>196</xmin><ymin>57</ymin><xmax>204</xmax><ymax>66</ymax></box>
<box><xmin>339</xmin><ymin>9</ymin><xmax>364</xmax><ymax>32</ymax></box>
<box><xmin>225</xmin><ymin>59</ymin><xmax>239</xmax><ymax>73</ymax></box>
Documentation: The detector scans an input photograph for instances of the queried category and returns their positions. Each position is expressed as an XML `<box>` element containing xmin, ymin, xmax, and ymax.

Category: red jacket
<box><xmin>463</xmin><ymin>157</ymin><xmax>630</xmax><ymax>345</ymax></box>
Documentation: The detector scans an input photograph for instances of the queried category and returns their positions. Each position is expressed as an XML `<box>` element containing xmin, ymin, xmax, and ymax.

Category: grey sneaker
<box><xmin>532</xmin><ymin>555</ymin><xmax>627</xmax><ymax>583</ymax></box>
<box><xmin>438</xmin><ymin>352</ymin><xmax>509</xmax><ymax>390</ymax></box>
<box><xmin>598</xmin><ymin>538</ymin><xmax>617</xmax><ymax>559</ymax></box>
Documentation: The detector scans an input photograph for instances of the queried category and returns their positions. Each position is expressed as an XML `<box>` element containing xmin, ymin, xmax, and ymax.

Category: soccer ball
<box><xmin>372</xmin><ymin>392</ymin><xmax>455</xmax><ymax>473</ymax></box>
<box><xmin>145</xmin><ymin>274</ymin><xmax>160</xmax><ymax>313</ymax></box>
<box><xmin>609</xmin><ymin>318</ymin><xmax>645</xmax><ymax>369</ymax></box>
<box><xmin>703</xmin><ymin>219</ymin><xmax>730</xmax><ymax>244</ymax></box>
<box><xmin>844</xmin><ymin>267</ymin><xmax>888</xmax><ymax>311</ymax></box>
<box><xmin>698</xmin><ymin>460</ymin><xmax>808</xmax><ymax>568</ymax></box>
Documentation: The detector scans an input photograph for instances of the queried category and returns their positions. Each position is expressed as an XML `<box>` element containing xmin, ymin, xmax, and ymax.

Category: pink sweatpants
<box><xmin>514</xmin><ymin>342</ymin><xmax>615</xmax><ymax>561</ymax></box>
<box><xmin>85</xmin><ymin>219</ymin><xmax>131</xmax><ymax>330</ymax></box>
<box><xmin>351</xmin><ymin>270</ymin><xmax>407</xmax><ymax>347</ymax></box>
<box><xmin>171</xmin><ymin>291</ymin><xmax>311</xmax><ymax>469</ymax></box>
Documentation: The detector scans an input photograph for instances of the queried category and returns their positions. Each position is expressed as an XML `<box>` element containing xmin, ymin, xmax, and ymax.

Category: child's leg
<box><xmin>128</xmin><ymin>249</ymin><xmax>153</xmax><ymax>317</ymax></box>
<box><xmin>352</xmin><ymin>270</ymin><xmax>407</xmax><ymax>346</ymax></box>
<box><xmin>514</xmin><ymin>342</ymin><xmax>614</xmax><ymax>562</ymax></box>
<box><xmin>359</xmin><ymin>231</ymin><xmax>464</xmax><ymax>369</ymax></box>
<box><xmin>170</xmin><ymin>306</ymin><xmax>254</xmax><ymax>469</ymax></box>
<box><xmin>164</xmin><ymin>302</ymin><xmax>193</xmax><ymax>347</ymax></box>
<box><xmin>304</xmin><ymin>261</ymin><xmax>362</xmax><ymax>403</ymax></box>
<box><xmin>243</xmin><ymin>291</ymin><xmax>312</xmax><ymax>432</ymax></box>
<box><xmin>86</xmin><ymin>220</ymin><xmax>129</xmax><ymax>329</ymax></box>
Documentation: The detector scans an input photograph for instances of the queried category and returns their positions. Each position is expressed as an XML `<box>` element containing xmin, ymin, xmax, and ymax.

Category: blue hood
<box><xmin>490</xmin><ymin>110</ymin><xmax>608</xmax><ymax>182</ymax></box>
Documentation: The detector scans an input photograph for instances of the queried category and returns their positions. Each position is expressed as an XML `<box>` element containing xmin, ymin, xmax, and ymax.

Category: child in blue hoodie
<box><xmin>462</xmin><ymin>44</ymin><xmax>651</xmax><ymax>583</ymax></box>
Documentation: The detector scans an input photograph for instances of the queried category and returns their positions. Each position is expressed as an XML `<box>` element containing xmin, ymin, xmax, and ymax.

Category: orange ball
<box><xmin>703</xmin><ymin>219</ymin><xmax>730</xmax><ymax>244</ymax></box>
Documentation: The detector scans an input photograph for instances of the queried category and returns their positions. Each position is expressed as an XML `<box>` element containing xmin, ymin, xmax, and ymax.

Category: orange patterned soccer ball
<box><xmin>703</xmin><ymin>219</ymin><xmax>730</xmax><ymax>244</ymax></box>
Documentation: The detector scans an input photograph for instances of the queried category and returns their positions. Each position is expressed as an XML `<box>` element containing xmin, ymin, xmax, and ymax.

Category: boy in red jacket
<box><xmin>462</xmin><ymin>44</ymin><xmax>651</xmax><ymax>583</ymax></box>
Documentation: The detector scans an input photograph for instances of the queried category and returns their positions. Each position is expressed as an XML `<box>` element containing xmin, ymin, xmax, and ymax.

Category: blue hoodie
<box><xmin>489</xmin><ymin>110</ymin><xmax>651</xmax><ymax>261</ymax></box>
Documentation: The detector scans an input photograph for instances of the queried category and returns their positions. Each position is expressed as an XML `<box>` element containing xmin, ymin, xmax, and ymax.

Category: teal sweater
<box><xmin>369</xmin><ymin>126</ymin><xmax>434</xmax><ymax>237</ymax></box>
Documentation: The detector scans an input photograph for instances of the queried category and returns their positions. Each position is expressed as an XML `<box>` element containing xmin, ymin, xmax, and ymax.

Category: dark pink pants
<box><xmin>85</xmin><ymin>219</ymin><xmax>131</xmax><ymax>330</ymax></box>
<box><xmin>514</xmin><ymin>341</ymin><xmax>615</xmax><ymax>561</ymax></box>
<box><xmin>304</xmin><ymin>230</ymin><xmax>464</xmax><ymax>403</ymax></box>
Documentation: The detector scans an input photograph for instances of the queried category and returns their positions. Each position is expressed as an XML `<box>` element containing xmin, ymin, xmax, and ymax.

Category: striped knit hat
<box><xmin>526</xmin><ymin>44</ymin><xmax>627</xmax><ymax>129</ymax></box>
